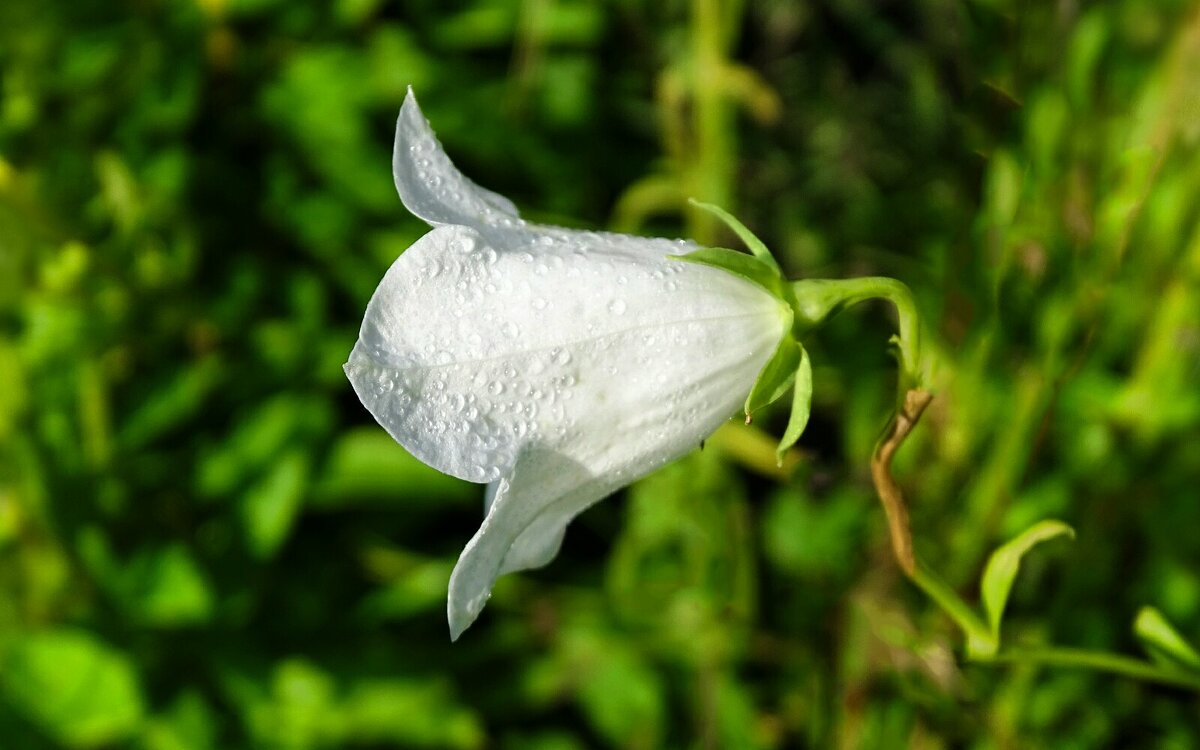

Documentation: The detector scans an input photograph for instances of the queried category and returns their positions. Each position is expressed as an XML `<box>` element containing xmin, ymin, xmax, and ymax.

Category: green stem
<box><xmin>791</xmin><ymin>277</ymin><xmax>923</xmax><ymax>393</ymax></box>
<box><xmin>981</xmin><ymin>647</ymin><xmax>1200</xmax><ymax>691</ymax></box>
<box><xmin>910</xmin><ymin>564</ymin><xmax>996</xmax><ymax>656</ymax></box>
<box><xmin>911</xmin><ymin>566</ymin><xmax>1200</xmax><ymax>691</ymax></box>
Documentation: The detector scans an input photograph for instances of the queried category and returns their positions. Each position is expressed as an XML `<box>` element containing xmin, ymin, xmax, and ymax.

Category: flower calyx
<box><xmin>669</xmin><ymin>200</ymin><xmax>811</xmax><ymax>464</ymax></box>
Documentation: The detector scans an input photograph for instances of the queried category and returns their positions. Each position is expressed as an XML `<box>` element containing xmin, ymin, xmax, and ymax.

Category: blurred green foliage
<box><xmin>2</xmin><ymin>0</ymin><xmax>1200</xmax><ymax>747</ymax></box>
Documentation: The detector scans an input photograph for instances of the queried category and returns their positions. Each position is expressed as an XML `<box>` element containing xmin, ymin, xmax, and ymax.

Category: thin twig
<box><xmin>870</xmin><ymin>388</ymin><xmax>933</xmax><ymax>576</ymax></box>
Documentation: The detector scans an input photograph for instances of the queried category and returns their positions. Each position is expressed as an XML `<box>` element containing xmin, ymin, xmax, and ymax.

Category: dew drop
<box><xmin>532</xmin><ymin>297</ymin><xmax>547</xmax><ymax>310</ymax></box>
<box><xmin>502</xmin><ymin>321</ymin><xmax>520</xmax><ymax>338</ymax></box>
<box><xmin>373</xmin><ymin>371</ymin><xmax>395</xmax><ymax>396</ymax></box>
<box><xmin>488</xmin><ymin>381</ymin><xmax>504</xmax><ymax>396</ymax></box>
<box><xmin>608</xmin><ymin>299</ymin><xmax>627</xmax><ymax>315</ymax></box>
<box><xmin>554</xmin><ymin>349</ymin><xmax>571</xmax><ymax>366</ymax></box>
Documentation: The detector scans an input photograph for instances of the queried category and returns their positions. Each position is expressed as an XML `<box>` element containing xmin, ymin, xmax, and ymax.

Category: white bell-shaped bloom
<box><xmin>345</xmin><ymin>90</ymin><xmax>789</xmax><ymax>639</ymax></box>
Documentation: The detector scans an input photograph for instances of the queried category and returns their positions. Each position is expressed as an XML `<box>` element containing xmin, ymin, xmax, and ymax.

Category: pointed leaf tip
<box><xmin>1134</xmin><ymin>606</ymin><xmax>1200</xmax><ymax>672</ymax></box>
<box><xmin>744</xmin><ymin>328</ymin><xmax>799</xmax><ymax>419</ymax></box>
<box><xmin>687</xmin><ymin>199</ymin><xmax>782</xmax><ymax>273</ymax></box>
<box><xmin>981</xmin><ymin>520</ymin><xmax>1074</xmax><ymax>640</ymax></box>
<box><xmin>775</xmin><ymin>345</ymin><xmax>813</xmax><ymax>464</ymax></box>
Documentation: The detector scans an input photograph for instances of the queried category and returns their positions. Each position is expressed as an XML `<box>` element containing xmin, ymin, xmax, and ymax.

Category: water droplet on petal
<box><xmin>608</xmin><ymin>299</ymin><xmax>627</xmax><ymax>315</ymax></box>
<box><xmin>488</xmin><ymin>381</ymin><xmax>504</xmax><ymax>396</ymax></box>
<box><xmin>532</xmin><ymin>297</ymin><xmax>547</xmax><ymax>310</ymax></box>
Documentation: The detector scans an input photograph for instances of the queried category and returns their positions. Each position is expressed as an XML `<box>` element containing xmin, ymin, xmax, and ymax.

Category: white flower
<box><xmin>345</xmin><ymin>90</ymin><xmax>789</xmax><ymax>639</ymax></box>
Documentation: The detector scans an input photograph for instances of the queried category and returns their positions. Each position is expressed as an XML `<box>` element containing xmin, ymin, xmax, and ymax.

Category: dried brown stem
<box><xmin>870</xmin><ymin>389</ymin><xmax>933</xmax><ymax>577</ymax></box>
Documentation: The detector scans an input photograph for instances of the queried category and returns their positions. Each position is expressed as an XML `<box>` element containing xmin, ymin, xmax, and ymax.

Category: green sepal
<box><xmin>688</xmin><ymin>199</ymin><xmax>782</xmax><ymax>274</ymax></box>
<box><xmin>671</xmin><ymin>248</ymin><xmax>786</xmax><ymax>298</ymax></box>
<box><xmin>775</xmin><ymin>344</ymin><xmax>812</xmax><ymax>465</ymax></box>
<box><xmin>1134</xmin><ymin>607</ymin><xmax>1200</xmax><ymax>672</ymax></box>
<box><xmin>744</xmin><ymin>316</ymin><xmax>799</xmax><ymax>419</ymax></box>
<box><xmin>980</xmin><ymin>520</ymin><xmax>1075</xmax><ymax>646</ymax></box>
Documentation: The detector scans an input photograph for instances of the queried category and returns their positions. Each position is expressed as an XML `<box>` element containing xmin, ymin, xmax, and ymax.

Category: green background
<box><xmin>2</xmin><ymin>0</ymin><xmax>1199</xmax><ymax>747</ymax></box>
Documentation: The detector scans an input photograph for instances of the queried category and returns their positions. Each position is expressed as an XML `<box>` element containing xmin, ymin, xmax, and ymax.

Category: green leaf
<box><xmin>981</xmin><ymin>520</ymin><xmax>1075</xmax><ymax>640</ymax></box>
<box><xmin>775</xmin><ymin>344</ymin><xmax>812</xmax><ymax>464</ymax></box>
<box><xmin>77</xmin><ymin>533</ymin><xmax>214</xmax><ymax>627</ymax></box>
<box><xmin>309</xmin><ymin>428</ymin><xmax>474</xmax><ymax>509</ymax></box>
<box><xmin>1134</xmin><ymin>606</ymin><xmax>1200</xmax><ymax>672</ymax></box>
<box><xmin>0</xmin><ymin>629</ymin><xmax>144</xmax><ymax>748</ymax></box>
<box><xmin>118</xmin><ymin>357</ymin><xmax>222</xmax><ymax>452</ymax></box>
<box><xmin>121</xmin><ymin>545</ymin><xmax>215</xmax><ymax>627</ymax></box>
<box><xmin>568</xmin><ymin>632</ymin><xmax>664</xmax><ymax>749</ymax></box>
<box><xmin>339</xmin><ymin>679</ymin><xmax>485</xmax><ymax>749</ymax></box>
<box><xmin>670</xmin><ymin>247</ymin><xmax>784</xmax><ymax>298</ymax></box>
<box><xmin>744</xmin><ymin>318</ymin><xmax>799</xmax><ymax>419</ymax></box>
<box><xmin>140</xmin><ymin>692</ymin><xmax>217</xmax><ymax>750</ymax></box>
<box><xmin>688</xmin><ymin>199</ymin><xmax>781</xmax><ymax>273</ymax></box>
<box><xmin>241</xmin><ymin>449</ymin><xmax>310</xmax><ymax>559</ymax></box>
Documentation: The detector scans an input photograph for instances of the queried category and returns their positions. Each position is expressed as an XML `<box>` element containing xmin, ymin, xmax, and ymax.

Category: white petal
<box><xmin>483</xmin><ymin>480</ymin><xmax>500</xmax><ymax>514</ymax></box>
<box><xmin>345</xmin><ymin>223</ymin><xmax>787</xmax><ymax>487</ymax></box>
<box><xmin>394</xmin><ymin>88</ymin><xmax>521</xmax><ymax>229</ymax></box>
<box><xmin>394</xmin><ymin>90</ymin><xmax>699</xmax><ymax>262</ymax></box>
<box><xmin>447</xmin><ymin>446</ymin><xmax>603</xmax><ymax>640</ymax></box>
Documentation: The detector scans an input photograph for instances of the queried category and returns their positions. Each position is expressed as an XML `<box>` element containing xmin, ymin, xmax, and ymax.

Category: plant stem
<box><xmin>791</xmin><ymin>277</ymin><xmax>922</xmax><ymax>392</ymax></box>
<box><xmin>981</xmin><ymin>647</ymin><xmax>1200</xmax><ymax>691</ymax></box>
<box><xmin>871</xmin><ymin>388</ymin><xmax>932</xmax><ymax>575</ymax></box>
<box><xmin>910</xmin><ymin>564</ymin><xmax>995</xmax><ymax>654</ymax></box>
<box><xmin>789</xmin><ymin>277</ymin><xmax>928</xmax><ymax>573</ymax></box>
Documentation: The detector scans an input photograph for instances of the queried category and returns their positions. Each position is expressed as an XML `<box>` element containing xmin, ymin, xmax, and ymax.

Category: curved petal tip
<box><xmin>394</xmin><ymin>89</ymin><xmax>520</xmax><ymax>228</ymax></box>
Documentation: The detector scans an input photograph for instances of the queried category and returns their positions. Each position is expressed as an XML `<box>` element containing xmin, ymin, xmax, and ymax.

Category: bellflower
<box><xmin>346</xmin><ymin>90</ymin><xmax>795</xmax><ymax>639</ymax></box>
